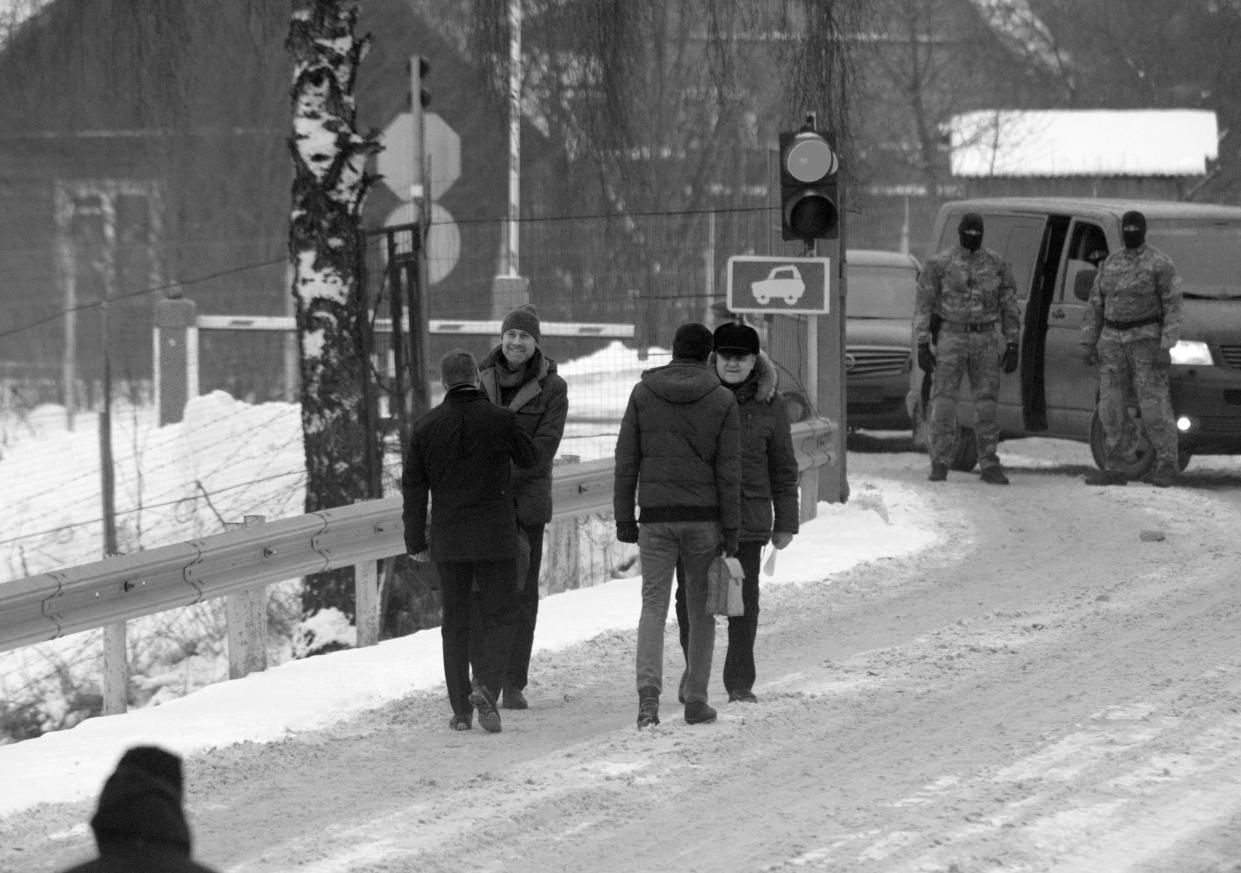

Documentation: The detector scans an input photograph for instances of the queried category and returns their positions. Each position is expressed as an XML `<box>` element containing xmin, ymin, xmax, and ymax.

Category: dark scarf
<box><xmin>497</xmin><ymin>349</ymin><xmax>541</xmax><ymax>405</ymax></box>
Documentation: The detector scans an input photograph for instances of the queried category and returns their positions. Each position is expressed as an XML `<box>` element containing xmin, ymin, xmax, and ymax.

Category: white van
<box><xmin>908</xmin><ymin>197</ymin><xmax>1241</xmax><ymax>475</ymax></box>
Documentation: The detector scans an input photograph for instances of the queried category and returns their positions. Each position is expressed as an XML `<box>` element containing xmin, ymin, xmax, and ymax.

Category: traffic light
<box><xmin>779</xmin><ymin>128</ymin><xmax>840</xmax><ymax>241</ymax></box>
<box><xmin>409</xmin><ymin>55</ymin><xmax>431</xmax><ymax>110</ymax></box>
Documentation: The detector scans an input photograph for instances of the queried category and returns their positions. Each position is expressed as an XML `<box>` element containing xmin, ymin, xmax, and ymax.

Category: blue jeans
<box><xmin>635</xmin><ymin>520</ymin><xmax>720</xmax><ymax>704</ymax></box>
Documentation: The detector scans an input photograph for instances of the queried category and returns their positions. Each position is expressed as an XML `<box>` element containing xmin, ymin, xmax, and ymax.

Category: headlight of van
<box><xmin>1169</xmin><ymin>340</ymin><xmax>1213</xmax><ymax>366</ymax></box>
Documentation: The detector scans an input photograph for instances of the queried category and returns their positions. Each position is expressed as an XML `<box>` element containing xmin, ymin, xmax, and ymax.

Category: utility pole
<box><xmin>491</xmin><ymin>0</ymin><xmax>529</xmax><ymax>316</ymax></box>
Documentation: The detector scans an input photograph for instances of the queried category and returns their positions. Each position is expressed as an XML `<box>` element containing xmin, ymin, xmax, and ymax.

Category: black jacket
<box><xmin>723</xmin><ymin>371</ymin><xmax>800</xmax><ymax>541</ymax></box>
<box><xmin>58</xmin><ymin>765</ymin><xmax>219</xmax><ymax>873</ymax></box>
<box><xmin>478</xmin><ymin>347</ymin><xmax>569</xmax><ymax>525</ymax></box>
<box><xmin>613</xmin><ymin>358</ymin><xmax>741</xmax><ymax>532</ymax></box>
<box><xmin>402</xmin><ymin>384</ymin><xmax>539</xmax><ymax>560</ymax></box>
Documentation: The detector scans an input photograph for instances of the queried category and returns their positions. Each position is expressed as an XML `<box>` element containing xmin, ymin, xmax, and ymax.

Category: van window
<box><xmin>990</xmin><ymin>216</ymin><xmax>1045</xmax><ymax>300</ymax></box>
<box><xmin>1061</xmin><ymin>221</ymin><xmax>1108</xmax><ymax>302</ymax></box>
<box><xmin>847</xmin><ymin>264</ymin><xmax>917</xmax><ymax>318</ymax></box>
<box><xmin>1147</xmin><ymin>220</ymin><xmax>1241</xmax><ymax>299</ymax></box>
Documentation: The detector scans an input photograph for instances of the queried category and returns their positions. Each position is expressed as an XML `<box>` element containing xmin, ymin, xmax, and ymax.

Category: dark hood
<box><xmin>639</xmin><ymin>360</ymin><xmax>723</xmax><ymax>404</ymax></box>
<box><xmin>91</xmin><ymin>762</ymin><xmax>192</xmax><ymax>854</ymax></box>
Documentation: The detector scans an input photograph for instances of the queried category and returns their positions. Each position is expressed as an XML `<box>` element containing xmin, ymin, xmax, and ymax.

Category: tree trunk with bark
<box><xmin>287</xmin><ymin>0</ymin><xmax>380</xmax><ymax>622</ymax></box>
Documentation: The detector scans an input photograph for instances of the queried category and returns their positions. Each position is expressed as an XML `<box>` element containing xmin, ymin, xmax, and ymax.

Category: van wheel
<box><xmin>951</xmin><ymin>426</ymin><xmax>978</xmax><ymax>472</ymax></box>
<box><xmin>1089</xmin><ymin>409</ymin><xmax>1155</xmax><ymax>478</ymax></box>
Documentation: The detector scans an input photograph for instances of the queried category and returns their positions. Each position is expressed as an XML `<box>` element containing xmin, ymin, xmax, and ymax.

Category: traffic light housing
<box><xmin>779</xmin><ymin>128</ymin><xmax>839</xmax><ymax>241</ymax></box>
<box><xmin>409</xmin><ymin>55</ymin><xmax>431</xmax><ymax>110</ymax></box>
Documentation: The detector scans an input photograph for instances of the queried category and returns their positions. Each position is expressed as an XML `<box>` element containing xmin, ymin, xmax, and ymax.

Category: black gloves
<box><xmin>917</xmin><ymin>343</ymin><xmax>936</xmax><ymax>374</ymax></box>
<box><xmin>1001</xmin><ymin>342</ymin><xmax>1019</xmax><ymax>374</ymax></box>
<box><xmin>722</xmin><ymin>529</ymin><xmax>739</xmax><ymax>557</ymax></box>
<box><xmin>616</xmin><ymin>521</ymin><xmax>639</xmax><ymax>543</ymax></box>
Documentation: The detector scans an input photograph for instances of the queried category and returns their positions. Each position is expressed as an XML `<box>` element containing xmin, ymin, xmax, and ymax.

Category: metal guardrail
<box><xmin>0</xmin><ymin>418</ymin><xmax>834</xmax><ymax>655</ymax></box>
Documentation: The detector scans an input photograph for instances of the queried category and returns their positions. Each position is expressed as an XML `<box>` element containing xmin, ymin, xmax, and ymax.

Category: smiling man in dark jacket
<box><xmin>477</xmin><ymin>304</ymin><xmax>569</xmax><ymax>709</ymax></box>
<box><xmin>403</xmin><ymin>349</ymin><xmax>539</xmax><ymax>733</ymax></box>
<box><xmin>614</xmin><ymin>322</ymin><xmax>741</xmax><ymax>728</ymax></box>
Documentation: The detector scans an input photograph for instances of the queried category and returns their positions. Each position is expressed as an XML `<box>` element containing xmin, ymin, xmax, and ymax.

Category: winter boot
<box><xmin>468</xmin><ymin>686</ymin><xmax>502</xmax><ymax>733</ymax></box>
<box><xmin>501</xmin><ymin>685</ymin><xmax>528</xmax><ymax>710</ymax></box>
<box><xmin>684</xmin><ymin>700</ymin><xmax>718</xmax><ymax>725</ymax></box>
<box><xmin>979</xmin><ymin>465</ymin><xmax>1009</xmax><ymax>485</ymax></box>
<box><xmin>637</xmin><ymin>686</ymin><xmax>660</xmax><ymax>729</ymax></box>
<box><xmin>1141</xmin><ymin>468</ymin><xmax>1175</xmax><ymax>488</ymax></box>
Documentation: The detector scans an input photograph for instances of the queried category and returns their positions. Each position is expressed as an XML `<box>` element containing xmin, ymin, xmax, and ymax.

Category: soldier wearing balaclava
<box><xmin>958</xmin><ymin>212</ymin><xmax>984</xmax><ymax>251</ymax></box>
<box><xmin>1121</xmin><ymin>209</ymin><xmax>1147</xmax><ymax>249</ymax></box>
<box><xmin>913</xmin><ymin>212</ymin><xmax>1022</xmax><ymax>485</ymax></box>
<box><xmin>1080</xmin><ymin>209</ymin><xmax>1183</xmax><ymax>487</ymax></box>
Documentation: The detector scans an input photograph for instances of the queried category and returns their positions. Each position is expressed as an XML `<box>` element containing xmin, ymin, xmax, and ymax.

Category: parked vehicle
<box><xmin>907</xmin><ymin>197</ymin><xmax>1241</xmax><ymax>474</ymax></box>
<box><xmin>844</xmin><ymin>249</ymin><xmax>921</xmax><ymax>431</ymax></box>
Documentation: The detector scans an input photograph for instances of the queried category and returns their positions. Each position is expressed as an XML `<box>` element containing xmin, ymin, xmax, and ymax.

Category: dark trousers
<box><xmin>505</xmin><ymin>522</ymin><xmax>545</xmax><ymax>689</ymax></box>
<box><xmin>438</xmin><ymin>559</ymin><xmax>519</xmax><ymax>716</ymax></box>
<box><xmin>675</xmin><ymin>540</ymin><xmax>763</xmax><ymax>694</ymax></box>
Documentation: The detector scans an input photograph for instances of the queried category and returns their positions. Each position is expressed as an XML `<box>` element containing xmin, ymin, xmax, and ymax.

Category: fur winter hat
<box><xmin>713</xmin><ymin>322</ymin><xmax>760</xmax><ymax>356</ymax></box>
<box><xmin>501</xmin><ymin>304</ymin><xmax>541</xmax><ymax>343</ymax></box>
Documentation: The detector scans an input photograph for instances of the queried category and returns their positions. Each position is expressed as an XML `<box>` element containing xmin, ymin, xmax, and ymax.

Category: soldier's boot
<box><xmin>928</xmin><ymin>463</ymin><xmax>948</xmax><ymax>482</ymax></box>
<box><xmin>1084</xmin><ymin>469</ymin><xmax>1128</xmax><ymax>486</ymax></box>
<box><xmin>1141</xmin><ymin>468</ymin><xmax>1175</xmax><ymax>488</ymax></box>
<box><xmin>979</xmin><ymin>465</ymin><xmax>1009</xmax><ymax>485</ymax></box>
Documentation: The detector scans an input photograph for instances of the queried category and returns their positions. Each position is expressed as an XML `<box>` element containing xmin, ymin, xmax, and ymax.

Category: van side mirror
<box><xmin>1073</xmin><ymin>268</ymin><xmax>1096</xmax><ymax>301</ymax></box>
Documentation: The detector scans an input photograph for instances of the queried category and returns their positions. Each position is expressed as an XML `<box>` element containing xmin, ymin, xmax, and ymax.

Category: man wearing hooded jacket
<box><xmin>614</xmin><ymin>322</ymin><xmax>741</xmax><ymax>729</ymax></box>
<box><xmin>915</xmin><ymin>212</ymin><xmax>1021</xmax><ymax>484</ymax></box>
<box><xmin>476</xmin><ymin>303</ymin><xmax>569</xmax><ymax>709</ymax></box>
<box><xmin>58</xmin><ymin>745</ymin><xmax>220</xmax><ymax>873</ymax></box>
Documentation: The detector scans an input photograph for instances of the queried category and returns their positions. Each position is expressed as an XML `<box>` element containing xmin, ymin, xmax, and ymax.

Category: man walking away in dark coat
<box><xmin>614</xmin><ymin>322</ymin><xmax>741</xmax><ymax>729</ymax></box>
<box><xmin>477</xmin><ymin>303</ymin><xmax>569</xmax><ymax>709</ymax></box>
<box><xmin>403</xmin><ymin>349</ymin><xmax>539</xmax><ymax>732</ymax></box>
<box><xmin>57</xmin><ymin>745</ymin><xmax>221</xmax><ymax>873</ymax></box>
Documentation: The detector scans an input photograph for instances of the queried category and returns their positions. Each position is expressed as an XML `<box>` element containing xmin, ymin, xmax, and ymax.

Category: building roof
<box><xmin>949</xmin><ymin>110</ymin><xmax>1219</xmax><ymax>178</ymax></box>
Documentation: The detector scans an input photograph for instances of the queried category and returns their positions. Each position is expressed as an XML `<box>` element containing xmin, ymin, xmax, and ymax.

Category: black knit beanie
<box><xmin>501</xmin><ymin>304</ymin><xmax>541</xmax><ymax>343</ymax></box>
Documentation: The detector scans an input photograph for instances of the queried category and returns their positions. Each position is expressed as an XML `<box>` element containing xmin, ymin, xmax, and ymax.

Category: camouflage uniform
<box><xmin>915</xmin><ymin>245</ymin><xmax>1021</xmax><ymax>470</ymax></box>
<box><xmin>1080</xmin><ymin>244</ymin><xmax>1182</xmax><ymax>473</ymax></box>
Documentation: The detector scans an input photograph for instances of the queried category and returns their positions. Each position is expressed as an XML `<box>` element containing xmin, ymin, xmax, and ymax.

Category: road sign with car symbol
<box><xmin>726</xmin><ymin>256</ymin><xmax>830</xmax><ymax>314</ymax></box>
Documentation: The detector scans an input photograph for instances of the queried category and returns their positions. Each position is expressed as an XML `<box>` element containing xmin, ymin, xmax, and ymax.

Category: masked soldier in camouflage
<box><xmin>1080</xmin><ymin>210</ymin><xmax>1183</xmax><ymax>488</ymax></box>
<box><xmin>914</xmin><ymin>213</ymin><xmax>1022</xmax><ymax>484</ymax></box>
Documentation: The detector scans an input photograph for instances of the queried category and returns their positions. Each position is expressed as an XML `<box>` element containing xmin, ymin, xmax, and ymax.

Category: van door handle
<box><xmin>1051</xmin><ymin>308</ymin><xmax>1066</xmax><ymax>319</ymax></box>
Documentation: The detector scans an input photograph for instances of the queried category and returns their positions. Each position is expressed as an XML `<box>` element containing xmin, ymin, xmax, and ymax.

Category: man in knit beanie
<box><xmin>500</xmin><ymin>303</ymin><xmax>542</xmax><ymax>344</ymax></box>
<box><xmin>58</xmin><ymin>745</ymin><xmax>220</xmax><ymax>872</ymax></box>
<box><xmin>473</xmin><ymin>302</ymin><xmax>568</xmax><ymax>711</ymax></box>
<box><xmin>613</xmin><ymin>321</ymin><xmax>741</xmax><ymax>729</ymax></box>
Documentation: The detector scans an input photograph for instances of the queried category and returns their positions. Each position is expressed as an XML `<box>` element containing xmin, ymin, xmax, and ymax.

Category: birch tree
<box><xmin>288</xmin><ymin>0</ymin><xmax>381</xmax><ymax>620</ymax></box>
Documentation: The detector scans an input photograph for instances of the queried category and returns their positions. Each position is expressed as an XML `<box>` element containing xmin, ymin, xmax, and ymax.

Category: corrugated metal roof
<box><xmin>949</xmin><ymin>110</ymin><xmax>1218</xmax><ymax>177</ymax></box>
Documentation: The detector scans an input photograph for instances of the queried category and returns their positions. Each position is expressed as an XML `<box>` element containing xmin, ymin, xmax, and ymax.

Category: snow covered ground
<box><xmin>0</xmin><ymin>339</ymin><xmax>936</xmax><ymax>816</ymax></box>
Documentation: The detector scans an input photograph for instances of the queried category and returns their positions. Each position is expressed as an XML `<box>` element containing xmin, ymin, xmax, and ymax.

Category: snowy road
<box><xmin>6</xmin><ymin>439</ymin><xmax>1241</xmax><ymax>873</ymax></box>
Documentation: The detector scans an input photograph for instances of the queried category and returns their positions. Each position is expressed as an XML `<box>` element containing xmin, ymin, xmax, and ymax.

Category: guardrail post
<box><xmin>545</xmin><ymin>456</ymin><xmax>581</xmax><ymax>595</ymax></box>
<box><xmin>101</xmin><ymin>550</ymin><xmax>128</xmax><ymax>715</ymax></box>
<box><xmin>102</xmin><ymin>622</ymin><xmax>128</xmax><ymax>715</ymax></box>
<box><xmin>225</xmin><ymin>516</ymin><xmax>268</xmax><ymax>679</ymax></box>
<box><xmin>355</xmin><ymin>499</ymin><xmax>381</xmax><ymax>648</ymax></box>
